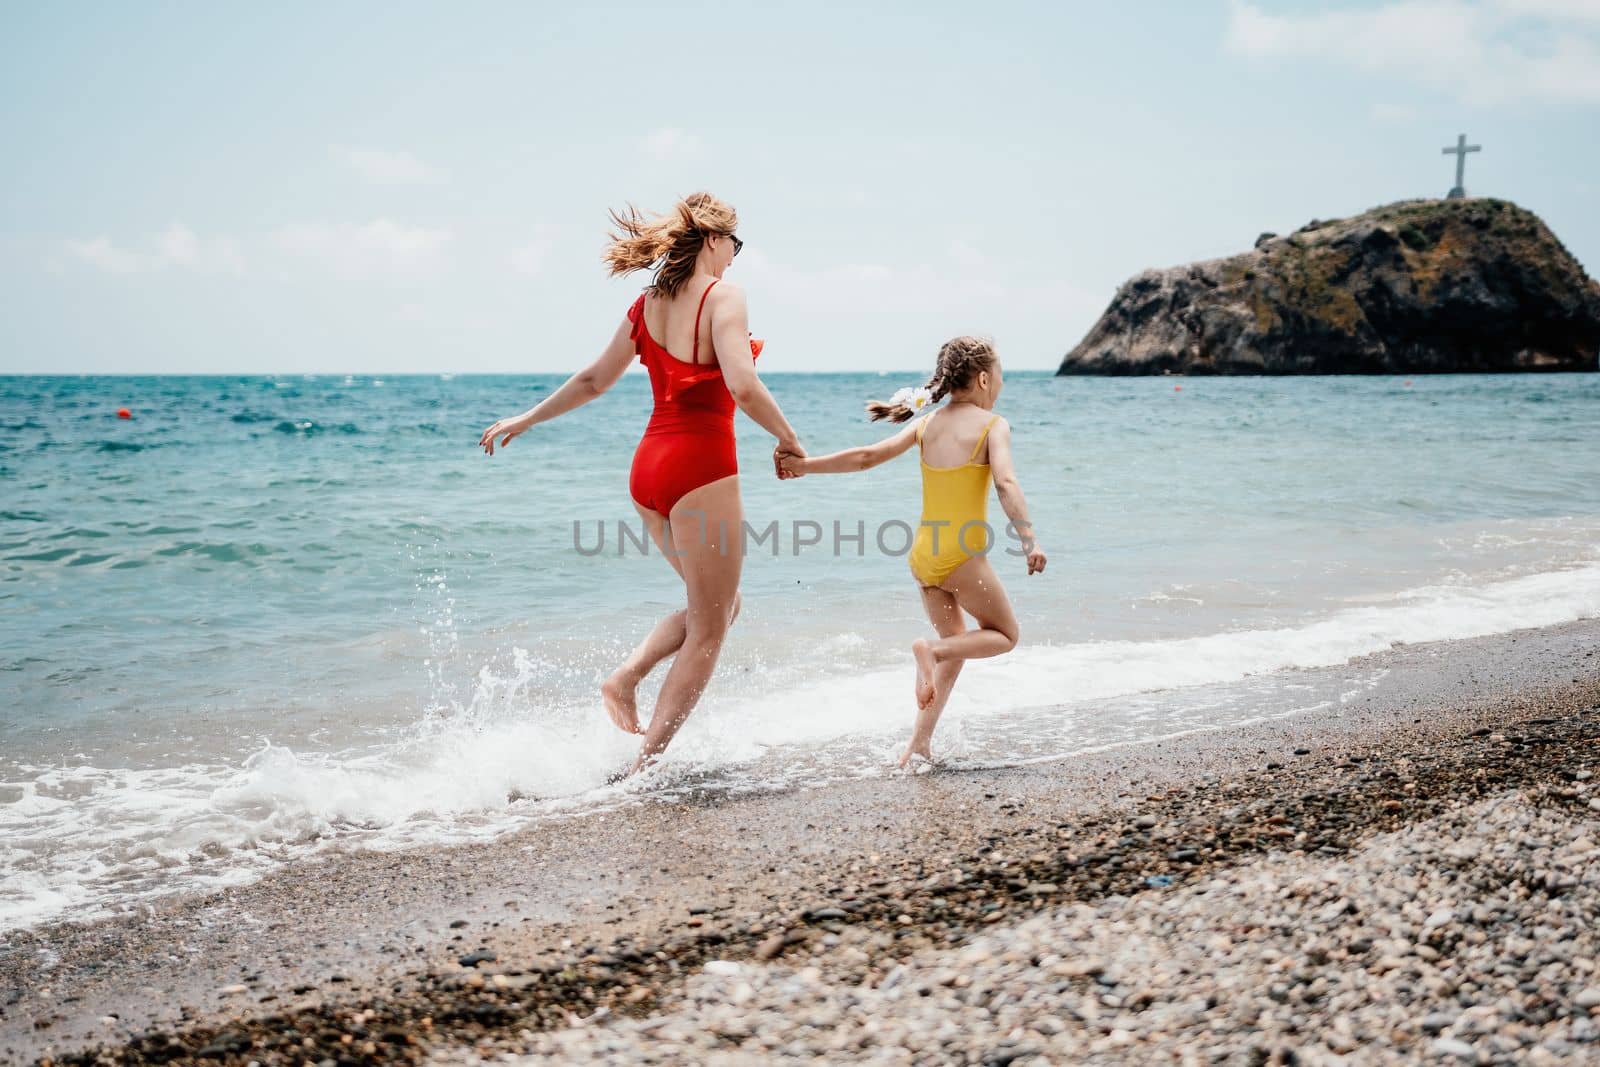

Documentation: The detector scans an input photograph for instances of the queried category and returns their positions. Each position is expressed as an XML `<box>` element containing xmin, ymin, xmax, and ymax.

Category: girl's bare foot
<box><xmin>624</xmin><ymin>751</ymin><xmax>661</xmax><ymax>779</ymax></box>
<box><xmin>601</xmin><ymin>673</ymin><xmax>643</xmax><ymax>734</ymax></box>
<box><xmin>911</xmin><ymin>638</ymin><xmax>937</xmax><ymax>710</ymax></box>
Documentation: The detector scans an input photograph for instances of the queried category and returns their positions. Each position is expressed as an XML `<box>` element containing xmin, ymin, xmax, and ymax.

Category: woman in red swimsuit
<box><xmin>479</xmin><ymin>192</ymin><xmax>805</xmax><ymax>776</ymax></box>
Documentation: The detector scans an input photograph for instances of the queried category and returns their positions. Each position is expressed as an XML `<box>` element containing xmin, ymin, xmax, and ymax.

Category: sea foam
<box><xmin>4</xmin><ymin>559</ymin><xmax>1597</xmax><ymax>933</ymax></box>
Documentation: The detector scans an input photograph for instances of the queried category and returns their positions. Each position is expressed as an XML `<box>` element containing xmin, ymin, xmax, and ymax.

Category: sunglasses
<box><xmin>727</xmin><ymin>233</ymin><xmax>743</xmax><ymax>257</ymax></box>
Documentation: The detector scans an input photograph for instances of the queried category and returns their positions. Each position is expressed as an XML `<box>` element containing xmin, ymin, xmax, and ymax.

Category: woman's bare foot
<box><xmin>911</xmin><ymin>638</ymin><xmax>937</xmax><ymax>710</ymax></box>
<box><xmin>601</xmin><ymin>673</ymin><xmax>643</xmax><ymax>734</ymax></box>
<box><xmin>896</xmin><ymin>740</ymin><xmax>934</xmax><ymax>768</ymax></box>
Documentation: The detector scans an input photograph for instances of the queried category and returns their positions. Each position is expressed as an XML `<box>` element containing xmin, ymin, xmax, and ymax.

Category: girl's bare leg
<box><xmin>602</xmin><ymin>503</ymin><xmax>741</xmax><ymax>734</ymax></box>
<box><xmin>629</xmin><ymin>476</ymin><xmax>744</xmax><ymax>774</ymax></box>
<box><xmin>908</xmin><ymin>555</ymin><xmax>1019</xmax><ymax>746</ymax></box>
<box><xmin>901</xmin><ymin>585</ymin><xmax>968</xmax><ymax>767</ymax></box>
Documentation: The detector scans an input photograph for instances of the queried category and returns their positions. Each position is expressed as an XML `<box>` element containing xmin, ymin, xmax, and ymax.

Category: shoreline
<box><xmin>4</xmin><ymin>617</ymin><xmax>1598</xmax><ymax>1064</ymax></box>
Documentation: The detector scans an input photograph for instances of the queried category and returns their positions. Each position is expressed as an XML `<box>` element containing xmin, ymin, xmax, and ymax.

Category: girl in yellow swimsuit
<box><xmin>779</xmin><ymin>336</ymin><xmax>1047</xmax><ymax>769</ymax></box>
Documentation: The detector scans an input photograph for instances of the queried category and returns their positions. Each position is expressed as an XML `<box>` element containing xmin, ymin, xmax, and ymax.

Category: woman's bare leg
<box><xmin>902</xmin><ymin>584</ymin><xmax>968</xmax><ymax>767</ymax></box>
<box><xmin>602</xmin><ymin>503</ymin><xmax>740</xmax><ymax>734</ymax></box>
<box><xmin>629</xmin><ymin>475</ymin><xmax>744</xmax><ymax>774</ymax></box>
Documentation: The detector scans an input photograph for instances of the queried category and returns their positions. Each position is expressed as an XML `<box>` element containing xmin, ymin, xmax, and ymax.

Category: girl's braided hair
<box><xmin>866</xmin><ymin>336</ymin><xmax>997</xmax><ymax>422</ymax></box>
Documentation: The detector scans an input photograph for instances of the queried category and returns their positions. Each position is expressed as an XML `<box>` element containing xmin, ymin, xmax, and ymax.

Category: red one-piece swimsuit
<box><xmin>626</xmin><ymin>280</ymin><xmax>761</xmax><ymax>516</ymax></box>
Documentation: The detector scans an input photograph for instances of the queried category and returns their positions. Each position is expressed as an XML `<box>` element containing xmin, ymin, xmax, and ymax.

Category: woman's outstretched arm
<box><xmin>783</xmin><ymin>416</ymin><xmax>922</xmax><ymax>475</ymax></box>
<box><xmin>479</xmin><ymin>315</ymin><xmax>637</xmax><ymax>455</ymax></box>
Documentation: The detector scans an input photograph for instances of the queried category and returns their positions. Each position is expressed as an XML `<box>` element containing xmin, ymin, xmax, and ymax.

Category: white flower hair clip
<box><xmin>890</xmin><ymin>385</ymin><xmax>934</xmax><ymax>411</ymax></box>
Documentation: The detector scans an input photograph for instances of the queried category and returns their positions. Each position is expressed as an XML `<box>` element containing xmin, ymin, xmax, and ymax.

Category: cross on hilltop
<box><xmin>1442</xmin><ymin>133</ymin><xmax>1481</xmax><ymax>199</ymax></box>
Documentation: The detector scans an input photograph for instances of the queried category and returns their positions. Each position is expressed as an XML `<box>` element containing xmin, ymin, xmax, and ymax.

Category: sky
<box><xmin>2</xmin><ymin>0</ymin><xmax>1598</xmax><ymax>375</ymax></box>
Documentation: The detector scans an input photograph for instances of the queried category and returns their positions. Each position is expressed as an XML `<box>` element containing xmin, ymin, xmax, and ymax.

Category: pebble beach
<box><xmin>495</xmin><ymin>788</ymin><xmax>1600</xmax><ymax>1066</ymax></box>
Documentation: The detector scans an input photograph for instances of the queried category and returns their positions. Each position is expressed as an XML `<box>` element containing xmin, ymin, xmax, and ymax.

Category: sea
<box><xmin>3</xmin><ymin>371</ymin><xmax>1598</xmax><ymax>932</ymax></box>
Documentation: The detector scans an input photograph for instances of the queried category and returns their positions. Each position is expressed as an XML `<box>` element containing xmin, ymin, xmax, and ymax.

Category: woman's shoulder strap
<box><xmin>691</xmin><ymin>280</ymin><xmax>720</xmax><ymax>364</ymax></box>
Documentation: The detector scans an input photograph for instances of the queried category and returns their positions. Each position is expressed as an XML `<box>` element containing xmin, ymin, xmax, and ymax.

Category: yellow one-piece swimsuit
<box><xmin>908</xmin><ymin>411</ymin><xmax>1000</xmax><ymax>588</ymax></box>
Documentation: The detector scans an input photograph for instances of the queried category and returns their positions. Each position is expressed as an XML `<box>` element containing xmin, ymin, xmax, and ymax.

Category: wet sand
<box><xmin>4</xmin><ymin>618</ymin><xmax>1598</xmax><ymax>1065</ymax></box>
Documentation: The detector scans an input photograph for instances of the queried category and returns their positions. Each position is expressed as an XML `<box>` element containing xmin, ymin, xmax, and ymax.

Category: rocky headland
<box><xmin>1059</xmin><ymin>198</ymin><xmax>1600</xmax><ymax>375</ymax></box>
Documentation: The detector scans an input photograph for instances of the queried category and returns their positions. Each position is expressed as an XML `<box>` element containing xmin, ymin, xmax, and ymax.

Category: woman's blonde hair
<box><xmin>867</xmin><ymin>336</ymin><xmax>997</xmax><ymax>422</ymax></box>
<box><xmin>603</xmin><ymin>191</ymin><xmax>738</xmax><ymax>299</ymax></box>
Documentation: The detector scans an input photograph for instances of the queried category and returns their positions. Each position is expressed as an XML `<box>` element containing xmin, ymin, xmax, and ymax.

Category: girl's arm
<box><xmin>785</xmin><ymin>416</ymin><xmax>923</xmax><ymax>475</ymax></box>
<box><xmin>710</xmin><ymin>284</ymin><xmax>802</xmax><ymax>454</ymax></box>
<box><xmin>479</xmin><ymin>314</ymin><xmax>637</xmax><ymax>455</ymax></box>
<box><xmin>986</xmin><ymin>419</ymin><xmax>1047</xmax><ymax>575</ymax></box>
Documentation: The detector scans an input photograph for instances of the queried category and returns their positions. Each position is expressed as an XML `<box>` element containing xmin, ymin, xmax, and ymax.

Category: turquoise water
<box><xmin>3</xmin><ymin>371</ymin><xmax>1599</xmax><ymax>928</ymax></box>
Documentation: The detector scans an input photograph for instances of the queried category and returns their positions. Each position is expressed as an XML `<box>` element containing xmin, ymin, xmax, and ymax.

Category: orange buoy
<box><xmin>1174</xmin><ymin>385</ymin><xmax>1182</xmax><ymax>392</ymax></box>
<box><xmin>117</xmin><ymin>407</ymin><xmax>132</xmax><ymax>419</ymax></box>
<box><xmin>1403</xmin><ymin>380</ymin><xmax>1413</xmax><ymax>387</ymax></box>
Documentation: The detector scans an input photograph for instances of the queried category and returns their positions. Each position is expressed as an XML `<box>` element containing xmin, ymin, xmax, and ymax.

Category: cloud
<box><xmin>334</xmin><ymin>146</ymin><xmax>443</xmax><ymax>184</ymax></box>
<box><xmin>835</xmin><ymin>263</ymin><xmax>894</xmax><ymax>283</ymax></box>
<box><xmin>61</xmin><ymin>224</ymin><xmax>245</xmax><ymax>273</ymax></box>
<box><xmin>508</xmin><ymin>227</ymin><xmax>556</xmax><ymax>277</ymax></box>
<box><xmin>59</xmin><ymin>220</ymin><xmax>446</xmax><ymax>280</ymax></box>
<box><xmin>1494</xmin><ymin>0</ymin><xmax>1600</xmax><ymax>22</ymax></box>
<box><xmin>1371</xmin><ymin>101</ymin><xmax>1421</xmax><ymax>122</ymax></box>
<box><xmin>948</xmin><ymin>240</ymin><xmax>989</xmax><ymax>270</ymax></box>
<box><xmin>736</xmin><ymin>250</ymin><xmax>1102</xmax><ymax>333</ymax></box>
<box><xmin>63</xmin><ymin>237</ymin><xmax>147</xmax><ymax>273</ymax></box>
<box><xmin>1226</xmin><ymin>0</ymin><xmax>1600</xmax><ymax>105</ymax></box>
<box><xmin>640</xmin><ymin>127</ymin><xmax>701</xmax><ymax>161</ymax></box>
<box><xmin>271</xmin><ymin>219</ymin><xmax>453</xmax><ymax>279</ymax></box>
<box><xmin>726</xmin><ymin>249</ymin><xmax>1104</xmax><ymax>370</ymax></box>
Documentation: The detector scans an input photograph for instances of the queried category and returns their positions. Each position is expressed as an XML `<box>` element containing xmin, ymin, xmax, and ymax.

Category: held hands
<box><xmin>479</xmin><ymin>413</ymin><xmax>532</xmax><ymax>456</ymax></box>
<box><xmin>773</xmin><ymin>440</ymin><xmax>806</xmax><ymax>480</ymax></box>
